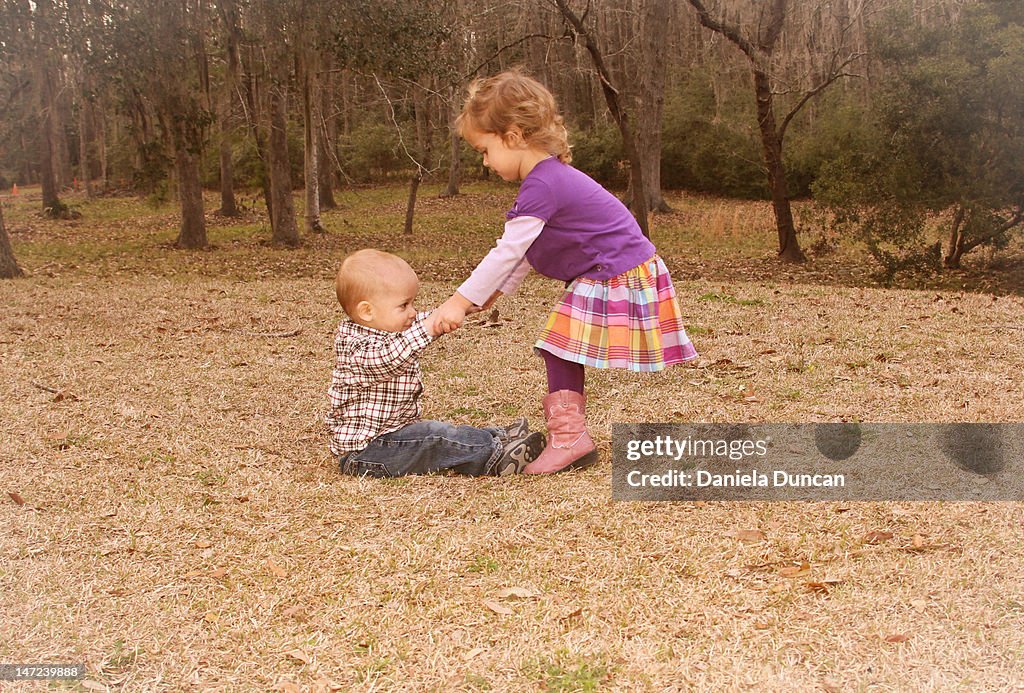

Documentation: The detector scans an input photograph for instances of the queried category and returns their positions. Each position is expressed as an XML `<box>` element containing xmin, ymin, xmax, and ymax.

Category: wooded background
<box><xmin>1</xmin><ymin>0</ymin><xmax>1021</xmax><ymax>276</ymax></box>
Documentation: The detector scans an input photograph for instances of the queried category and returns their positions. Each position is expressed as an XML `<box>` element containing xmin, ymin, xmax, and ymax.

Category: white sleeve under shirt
<box><xmin>457</xmin><ymin>215</ymin><xmax>545</xmax><ymax>305</ymax></box>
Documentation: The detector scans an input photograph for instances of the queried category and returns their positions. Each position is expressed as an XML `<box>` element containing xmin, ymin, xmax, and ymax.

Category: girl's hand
<box><xmin>465</xmin><ymin>290</ymin><xmax>503</xmax><ymax>315</ymax></box>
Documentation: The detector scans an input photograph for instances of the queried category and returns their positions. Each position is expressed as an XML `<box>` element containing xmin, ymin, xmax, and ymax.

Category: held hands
<box><xmin>428</xmin><ymin>291</ymin><xmax>503</xmax><ymax>336</ymax></box>
<box><xmin>431</xmin><ymin>293</ymin><xmax>474</xmax><ymax>335</ymax></box>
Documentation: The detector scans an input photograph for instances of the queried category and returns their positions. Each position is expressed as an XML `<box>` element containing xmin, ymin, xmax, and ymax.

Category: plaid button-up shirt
<box><xmin>326</xmin><ymin>312</ymin><xmax>434</xmax><ymax>456</ymax></box>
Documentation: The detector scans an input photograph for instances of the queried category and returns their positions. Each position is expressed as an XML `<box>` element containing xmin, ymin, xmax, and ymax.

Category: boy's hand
<box><xmin>422</xmin><ymin>311</ymin><xmax>443</xmax><ymax>337</ymax></box>
<box><xmin>433</xmin><ymin>293</ymin><xmax>472</xmax><ymax>333</ymax></box>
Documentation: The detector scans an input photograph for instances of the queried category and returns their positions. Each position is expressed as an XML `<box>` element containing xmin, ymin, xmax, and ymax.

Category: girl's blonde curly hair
<box><xmin>456</xmin><ymin>69</ymin><xmax>572</xmax><ymax>164</ymax></box>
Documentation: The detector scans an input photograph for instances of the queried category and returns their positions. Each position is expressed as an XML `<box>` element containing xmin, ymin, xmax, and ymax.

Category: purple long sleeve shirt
<box><xmin>459</xmin><ymin>158</ymin><xmax>655</xmax><ymax>305</ymax></box>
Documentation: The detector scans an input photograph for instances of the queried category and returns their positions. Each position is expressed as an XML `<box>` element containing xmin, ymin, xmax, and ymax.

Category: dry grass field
<box><xmin>2</xmin><ymin>185</ymin><xmax>1023</xmax><ymax>691</ymax></box>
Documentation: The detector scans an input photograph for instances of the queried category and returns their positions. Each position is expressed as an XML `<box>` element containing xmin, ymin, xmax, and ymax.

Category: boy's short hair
<box><xmin>335</xmin><ymin>249</ymin><xmax>413</xmax><ymax>317</ymax></box>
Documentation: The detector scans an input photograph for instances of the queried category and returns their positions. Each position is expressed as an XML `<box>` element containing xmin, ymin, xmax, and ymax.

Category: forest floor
<box><xmin>2</xmin><ymin>184</ymin><xmax>1023</xmax><ymax>691</ymax></box>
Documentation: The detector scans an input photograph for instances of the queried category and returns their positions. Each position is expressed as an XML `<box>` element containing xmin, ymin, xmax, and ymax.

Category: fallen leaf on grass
<box><xmin>495</xmin><ymin>586</ymin><xmax>538</xmax><ymax>600</ymax></box>
<box><xmin>284</xmin><ymin>649</ymin><xmax>311</xmax><ymax>664</ymax></box>
<box><xmin>210</xmin><ymin>567</ymin><xmax>227</xmax><ymax>579</ymax></box>
<box><xmin>804</xmin><ymin>578</ymin><xmax>843</xmax><ymax>594</ymax></box>
<box><xmin>483</xmin><ymin>600</ymin><xmax>513</xmax><ymax>615</ymax></box>
<box><xmin>203</xmin><ymin>611</ymin><xmax>219</xmax><ymax>623</ymax></box>
<box><xmin>8</xmin><ymin>491</ymin><xmax>25</xmax><ymax>506</ymax></box>
<box><xmin>733</xmin><ymin>529</ymin><xmax>766</xmax><ymax>543</ymax></box>
<box><xmin>194</xmin><ymin>539</ymin><xmax>213</xmax><ymax>549</ymax></box>
<box><xmin>463</xmin><ymin>647</ymin><xmax>485</xmax><ymax>661</ymax></box>
<box><xmin>559</xmin><ymin>606</ymin><xmax>583</xmax><ymax>621</ymax></box>
<box><xmin>821</xmin><ymin>679</ymin><xmax>843</xmax><ymax>693</ymax></box>
<box><xmin>864</xmin><ymin>530</ymin><xmax>894</xmax><ymax>544</ymax></box>
<box><xmin>267</xmin><ymin>559</ymin><xmax>288</xmax><ymax>578</ymax></box>
<box><xmin>898</xmin><ymin>541</ymin><xmax>951</xmax><ymax>553</ymax></box>
<box><xmin>884</xmin><ymin>633</ymin><xmax>911</xmax><ymax>643</ymax></box>
<box><xmin>281</xmin><ymin>605</ymin><xmax>308</xmax><ymax>621</ymax></box>
<box><xmin>778</xmin><ymin>562</ymin><xmax>811</xmax><ymax>578</ymax></box>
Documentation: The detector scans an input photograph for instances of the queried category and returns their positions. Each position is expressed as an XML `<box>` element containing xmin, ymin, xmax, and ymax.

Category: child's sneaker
<box><xmin>501</xmin><ymin>417</ymin><xmax>530</xmax><ymax>440</ymax></box>
<box><xmin>492</xmin><ymin>431</ymin><xmax>545</xmax><ymax>476</ymax></box>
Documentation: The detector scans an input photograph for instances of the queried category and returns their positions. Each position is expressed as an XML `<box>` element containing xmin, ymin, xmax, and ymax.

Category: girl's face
<box><xmin>463</xmin><ymin>127</ymin><xmax>527</xmax><ymax>182</ymax></box>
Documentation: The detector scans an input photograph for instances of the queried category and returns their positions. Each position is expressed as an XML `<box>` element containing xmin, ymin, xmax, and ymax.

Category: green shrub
<box><xmin>660</xmin><ymin>70</ymin><xmax>766</xmax><ymax>198</ymax></box>
<box><xmin>569</xmin><ymin>124</ymin><xmax>626</xmax><ymax>187</ymax></box>
<box><xmin>340</xmin><ymin>121</ymin><xmax>405</xmax><ymax>183</ymax></box>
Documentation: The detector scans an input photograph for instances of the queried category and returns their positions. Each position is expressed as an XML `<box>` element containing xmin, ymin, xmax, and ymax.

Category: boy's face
<box><xmin>359</xmin><ymin>264</ymin><xmax>419</xmax><ymax>332</ymax></box>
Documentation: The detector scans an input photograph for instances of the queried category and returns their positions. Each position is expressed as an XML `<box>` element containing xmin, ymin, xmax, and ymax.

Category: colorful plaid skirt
<box><xmin>535</xmin><ymin>256</ymin><xmax>699</xmax><ymax>372</ymax></box>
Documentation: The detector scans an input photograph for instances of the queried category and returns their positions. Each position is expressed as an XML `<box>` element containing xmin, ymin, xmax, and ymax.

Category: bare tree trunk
<box><xmin>754</xmin><ymin>70</ymin><xmax>804</xmax><ymax>263</ymax></box>
<box><xmin>405</xmin><ymin>173</ymin><xmax>422</xmax><ymax>236</ymax></box>
<box><xmin>250</xmin><ymin>84</ymin><xmax>274</xmax><ymax>229</ymax></box>
<box><xmin>217</xmin><ymin>51</ymin><xmax>239</xmax><ymax>216</ymax></box>
<box><xmin>404</xmin><ymin>83</ymin><xmax>432</xmax><ymax>235</ymax></box>
<box><xmin>77</xmin><ymin>84</ymin><xmax>94</xmax><ymax>197</ymax></box>
<box><xmin>218</xmin><ymin>126</ymin><xmax>238</xmax><ymax>216</ymax></box>
<box><xmin>173</xmin><ymin>134</ymin><xmax>208</xmax><ymax>248</ymax></box>
<box><xmin>299</xmin><ymin>48</ymin><xmax>324</xmax><ymax>233</ymax></box>
<box><xmin>441</xmin><ymin>86</ymin><xmax>462</xmax><ymax>198</ymax></box>
<box><xmin>40</xmin><ymin>68</ymin><xmax>66</xmax><ymax>216</ymax></box>
<box><xmin>636</xmin><ymin>0</ymin><xmax>672</xmax><ymax>213</ymax></box>
<box><xmin>55</xmin><ymin>87</ymin><xmax>73</xmax><ymax>189</ymax></box>
<box><xmin>36</xmin><ymin>0</ymin><xmax>67</xmax><ymax>217</ymax></box>
<box><xmin>216</xmin><ymin>0</ymin><xmax>240</xmax><ymax>216</ymax></box>
<box><xmin>318</xmin><ymin>64</ymin><xmax>338</xmax><ymax>209</ymax></box>
<box><xmin>19</xmin><ymin>130</ymin><xmax>34</xmax><ymax>189</ymax></box>
<box><xmin>96</xmin><ymin>97</ymin><xmax>108</xmax><ymax>189</ymax></box>
<box><xmin>267</xmin><ymin>84</ymin><xmax>299</xmax><ymax>246</ymax></box>
<box><xmin>555</xmin><ymin>0</ymin><xmax>650</xmax><ymax>238</ymax></box>
<box><xmin>943</xmin><ymin>205</ymin><xmax>967</xmax><ymax>269</ymax></box>
<box><xmin>0</xmin><ymin>204</ymin><xmax>24</xmax><ymax>279</ymax></box>
<box><xmin>317</xmin><ymin>127</ymin><xmax>338</xmax><ymax>209</ymax></box>
<box><xmin>443</xmin><ymin>125</ymin><xmax>462</xmax><ymax>197</ymax></box>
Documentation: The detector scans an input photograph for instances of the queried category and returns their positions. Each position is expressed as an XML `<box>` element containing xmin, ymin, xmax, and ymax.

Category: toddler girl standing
<box><xmin>435</xmin><ymin>69</ymin><xmax>698</xmax><ymax>474</ymax></box>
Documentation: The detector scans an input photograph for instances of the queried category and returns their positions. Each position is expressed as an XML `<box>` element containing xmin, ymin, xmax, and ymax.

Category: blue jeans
<box><xmin>339</xmin><ymin>420</ymin><xmax>503</xmax><ymax>478</ymax></box>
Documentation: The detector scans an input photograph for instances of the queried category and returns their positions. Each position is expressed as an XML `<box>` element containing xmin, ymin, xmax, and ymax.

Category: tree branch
<box><xmin>686</xmin><ymin>0</ymin><xmax>760</xmax><ymax>62</ymax></box>
<box><xmin>962</xmin><ymin>210</ymin><xmax>1024</xmax><ymax>254</ymax></box>
<box><xmin>759</xmin><ymin>0</ymin><xmax>788</xmax><ymax>53</ymax></box>
<box><xmin>464</xmin><ymin>33</ymin><xmax>565</xmax><ymax>79</ymax></box>
<box><xmin>779</xmin><ymin>53</ymin><xmax>865</xmax><ymax>140</ymax></box>
<box><xmin>371</xmin><ymin>73</ymin><xmax>441</xmax><ymax>176</ymax></box>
